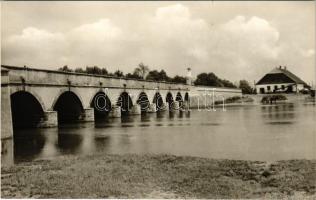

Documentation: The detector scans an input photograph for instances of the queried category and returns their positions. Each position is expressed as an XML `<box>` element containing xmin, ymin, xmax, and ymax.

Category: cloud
<box><xmin>3</xmin><ymin>19</ymin><xmax>126</xmax><ymax>68</ymax></box>
<box><xmin>136</xmin><ymin>4</ymin><xmax>211</xmax><ymax>71</ymax></box>
<box><xmin>65</xmin><ymin>19</ymin><xmax>127</xmax><ymax>66</ymax></box>
<box><xmin>2</xmin><ymin>4</ymin><xmax>314</xmax><ymax>83</ymax></box>
<box><xmin>3</xmin><ymin>27</ymin><xmax>67</xmax><ymax>66</ymax></box>
<box><xmin>206</xmin><ymin>15</ymin><xmax>282</xmax><ymax>80</ymax></box>
<box><xmin>301</xmin><ymin>49</ymin><xmax>315</xmax><ymax>57</ymax></box>
<box><xmin>221</xmin><ymin>16</ymin><xmax>280</xmax><ymax>59</ymax></box>
<box><xmin>70</xmin><ymin>19</ymin><xmax>122</xmax><ymax>41</ymax></box>
<box><xmin>150</xmin><ymin>4</ymin><xmax>210</xmax><ymax>57</ymax></box>
<box><xmin>136</xmin><ymin>7</ymin><xmax>284</xmax><ymax>81</ymax></box>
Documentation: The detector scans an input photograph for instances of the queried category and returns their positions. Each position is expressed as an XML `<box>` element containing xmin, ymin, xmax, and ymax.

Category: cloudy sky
<box><xmin>1</xmin><ymin>1</ymin><xmax>315</xmax><ymax>85</ymax></box>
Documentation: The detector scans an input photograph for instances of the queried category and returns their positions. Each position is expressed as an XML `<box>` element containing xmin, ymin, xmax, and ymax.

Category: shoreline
<box><xmin>1</xmin><ymin>153</ymin><xmax>315</xmax><ymax>198</ymax></box>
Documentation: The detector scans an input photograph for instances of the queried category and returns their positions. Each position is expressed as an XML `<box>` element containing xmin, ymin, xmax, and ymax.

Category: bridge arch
<box><xmin>53</xmin><ymin>91</ymin><xmax>84</xmax><ymax>123</ymax></box>
<box><xmin>116</xmin><ymin>91</ymin><xmax>133</xmax><ymax>115</ymax></box>
<box><xmin>166</xmin><ymin>92</ymin><xmax>174</xmax><ymax>109</ymax></box>
<box><xmin>184</xmin><ymin>92</ymin><xmax>189</xmax><ymax>102</ymax></box>
<box><xmin>153</xmin><ymin>92</ymin><xmax>164</xmax><ymax>111</ymax></box>
<box><xmin>51</xmin><ymin>89</ymin><xmax>85</xmax><ymax>110</ymax></box>
<box><xmin>184</xmin><ymin>92</ymin><xmax>190</xmax><ymax>108</ymax></box>
<box><xmin>176</xmin><ymin>92</ymin><xmax>184</xmax><ymax>107</ymax></box>
<box><xmin>10</xmin><ymin>91</ymin><xmax>45</xmax><ymax>129</ymax></box>
<box><xmin>136</xmin><ymin>92</ymin><xmax>150</xmax><ymax>113</ymax></box>
<box><xmin>89</xmin><ymin>89</ymin><xmax>106</xmax><ymax>107</ymax></box>
<box><xmin>90</xmin><ymin>91</ymin><xmax>112</xmax><ymax>120</ymax></box>
<box><xmin>10</xmin><ymin>87</ymin><xmax>46</xmax><ymax>111</ymax></box>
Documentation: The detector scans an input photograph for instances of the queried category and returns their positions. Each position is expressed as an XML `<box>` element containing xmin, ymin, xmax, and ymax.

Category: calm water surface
<box><xmin>12</xmin><ymin>101</ymin><xmax>316</xmax><ymax>163</ymax></box>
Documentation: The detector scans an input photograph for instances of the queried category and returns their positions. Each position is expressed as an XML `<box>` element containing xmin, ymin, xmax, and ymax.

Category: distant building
<box><xmin>255</xmin><ymin>66</ymin><xmax>309</xmax><ymax>94</ymax></box>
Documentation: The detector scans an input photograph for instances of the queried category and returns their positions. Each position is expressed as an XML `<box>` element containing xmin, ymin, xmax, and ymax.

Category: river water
<box><xmin>11</xmin><ymin>100</ymin><xmax>316</xmax><ymax>163</ymax></box>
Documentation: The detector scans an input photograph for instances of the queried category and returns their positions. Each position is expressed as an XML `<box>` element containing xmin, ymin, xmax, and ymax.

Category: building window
<box><xmin>274</xmin><ymin>85</ymin><xmax>278</xmax><ymax>91</ymax></box>
<box><xmin>267</xmin><ymin>86</ymin><xmax>271</xmax><ymax>91</ymax></box>
<box><xmin>281</xmin><ymin>85</ymin><xmax>285</xmax><ymax>90</ymax></box>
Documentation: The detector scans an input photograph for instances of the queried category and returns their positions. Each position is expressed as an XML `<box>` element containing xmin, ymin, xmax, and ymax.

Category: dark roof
<box><xmin>256</xmin><ymin>67</ymin><xmax>307</xmax><ymax>85</ymax></box>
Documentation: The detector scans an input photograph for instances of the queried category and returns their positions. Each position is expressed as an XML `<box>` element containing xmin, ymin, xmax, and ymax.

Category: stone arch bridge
<box><xmin>1</xmin><ymin>65</ymin><xmax>242</xmax><ymax>140</ymax></box>
<box><xmin>1</xmin><ymin>65</ymin><xmax>192</xmax><ymax>129</ymax></box>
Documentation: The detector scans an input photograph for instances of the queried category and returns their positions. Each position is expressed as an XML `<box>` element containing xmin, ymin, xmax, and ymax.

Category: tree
<box><xmin>221</xmin><ymin>79</ymin><xmax>237</xmax><ymax>88</ymax></box>
<box><xmin>239</xmin><ymin>80</ymin><xmax>254</xmax><ymax>94</ymax></box>
<box><xmin>134</xmin><ymin>63</ymin><xmax>149</xmax><ymax>79</ymax></box>
<box><xmin>146</xmin><ymin>70</ymin><xmax>159</xmax><ymax>81</ymax></box>
<box><xmin>85</xmin><ymin>66</ymin><xmax>108</xmax><ymax>75</ymax></box>
<box><xmin>171</xmin><ymin>75</ymin><xmax>187</xmax><ymax>84</ymax></box>
<box><xmin>86</xmin><ymin>66</ymin><xmax>100</xmax><ymax>75</ymax></box>
<box><xmin>194</xmin><ymin>72</ymin><xmax>236</xmax><ymax>88</ymax></box>
<box><xmin>194</xmin><ymin>73</ymin><xmax>221</xmax><ymax>86</ymax></box>
<box><xmin>58</xmin><ymin>65</ymin><xmax>72</xmax><ymax>72</ymax></box>
<box><xmin>74</xmin><ymin>67</ymin><xmax>85</xmax><ymax>73</ymax></box>
<box><xmin>101</xmin><ymin>68</ymin><xmax>108</xmax><ymax>75</ymax></box>
<box><xmin>157</xmin><ymin>70</ymin><xmax>170</xmax><ymax>82</ymax></box>
<box><xmin>126</xmin><ymin>72</ymin><xmax>142</xmax><ymax>79</ymax></box>
<box><xmin>114</xmin><ymin>70</ymin><xmax>124</xmax><ymax>78</ymax></box>
<box><xmin>146</xmin><ymin>70</ymin><xmax>170</xmax><ymax>82</ymax></box>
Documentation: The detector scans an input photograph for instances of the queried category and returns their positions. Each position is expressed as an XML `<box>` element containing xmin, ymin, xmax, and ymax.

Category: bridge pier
<box><xmin>1</xmin><ymin>68</ymin><xmax>14</xmax><ymax>166</ymax></box>
<box><xmin>38</xmin><ymin>111</ymin><xmax>58</xmax><ymax>127</ymax></box>
<box><xmin>160</xmin><ymin>103</ymin><xmax>167</xmax><ymax>111</ymax></box>
<box><xmin>1</xmin><ymin>139</ymin><xmax>13</xmax><ymax>166</ymax></box>
<box><xmin>183</xmin><ymin>101</ymin><xmax>190</xmax><ymax>110</ymax></box>
<box><xmin>170</xmin><ymin>101</ymin><xmax>180</xmax><ymax>110</ymax></box>
<box><xmin>130</xmin><ymin>104</ymin><xmax>141</xmax><ymax>115</ymax></box>
<box><xmin>166</xmin><ymin>102</ymin><xmax>170</xmax><ymax>110</ymax></box>
<box><xmin>81</xmin><ymin>108</ymin><xmax>95</xmax><ymax>122</ymax></box>
<box><xmin>147</xmin><ymin>103</ymin><xmax>157</xmax><ymax>113</ymax></box>
<box><xmin>108</xmin><ymin>106</ymin><xmax>121</xmax><ymax>118</ymax></box>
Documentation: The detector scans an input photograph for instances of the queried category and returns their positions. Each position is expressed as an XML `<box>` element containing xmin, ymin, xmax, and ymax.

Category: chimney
<box><xmin>279</xmin><ymin>66</ymin><xmax>282</xmax><ymax>69</ymax></box>
<box><xmin>284</xmin><ymin>66</ymin><xmax>287</xmax><ymax>70</ymax></box>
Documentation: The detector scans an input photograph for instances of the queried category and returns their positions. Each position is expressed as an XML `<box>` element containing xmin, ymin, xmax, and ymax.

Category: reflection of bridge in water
<box><xmin>1</xmin><ymin>65</ymin><xmax>241</xmax><ymax>165</ymax></box>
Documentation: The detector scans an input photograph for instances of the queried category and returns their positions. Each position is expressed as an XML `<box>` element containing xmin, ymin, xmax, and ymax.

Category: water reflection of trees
<box><xmin>260</xmin><ymin>103</ymin><xmax>296</xmax><ymax>122</ymax></box>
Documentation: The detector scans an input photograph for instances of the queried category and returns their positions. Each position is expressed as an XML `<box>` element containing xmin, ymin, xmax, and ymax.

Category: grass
<box><xmin>1</xmin><ymin>154</ymin><xmax>315</xmax><ymax>198</ymax></box>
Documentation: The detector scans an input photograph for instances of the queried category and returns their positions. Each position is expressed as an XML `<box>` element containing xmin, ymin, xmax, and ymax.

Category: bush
<box><xmin>261</xmin><ymin>95</ymin><xmax>287</xmax><ymax>104</ymax></box>
<box><xmin>214</xmin><ymin>96</ymin><xmax>243</xmax><ymax>105</ymax></box>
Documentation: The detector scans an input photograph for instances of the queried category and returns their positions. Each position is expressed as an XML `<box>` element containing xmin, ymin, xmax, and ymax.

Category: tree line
<box><xmin>58</xmin><ymin>63</ymin><xmax>187</xmax><ymax>84</ymax></box>
<box><xmin>58</xmin><ymin>63</ymin><xmax>255</xmax><ymax>93</ymax></box>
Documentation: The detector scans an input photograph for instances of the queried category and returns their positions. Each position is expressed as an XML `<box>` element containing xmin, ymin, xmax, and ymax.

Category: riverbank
<box><xmin>1</xmin><ymin>154</ymin><xmax>315</xmax><ymax>198</ymax></box>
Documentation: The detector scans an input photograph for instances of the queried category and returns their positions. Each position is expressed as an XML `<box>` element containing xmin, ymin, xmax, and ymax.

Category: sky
<box><xmin>1</xmin><ymin>1</ymin><xmax>315</xmax><ymax>85</ymax></box>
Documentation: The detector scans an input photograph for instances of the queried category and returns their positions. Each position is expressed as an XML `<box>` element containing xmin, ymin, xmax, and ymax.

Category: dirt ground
<box><xmin>1</xmin><ymin>154</ymin><xmax>315</xmax><ymax>198</ymax></box>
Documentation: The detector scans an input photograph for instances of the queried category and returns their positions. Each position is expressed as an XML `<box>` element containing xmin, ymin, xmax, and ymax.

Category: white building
<box><xmin>255</xmin><ymin>66</ymin><xmax>309</xmax><ymax>94</ymax></box>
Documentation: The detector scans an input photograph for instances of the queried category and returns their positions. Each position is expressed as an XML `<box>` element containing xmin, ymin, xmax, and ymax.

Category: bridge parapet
<box><xmin>2</xmin><ymin>65</ymin><xmax>191</xmax><ymax>91</ymax></box>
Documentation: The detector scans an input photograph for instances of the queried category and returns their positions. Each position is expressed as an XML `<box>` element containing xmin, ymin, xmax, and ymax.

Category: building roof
<box><xmin>256</xmin><ymin>67</ymin><xmax>307</xmax><ymax>85</ymax></box>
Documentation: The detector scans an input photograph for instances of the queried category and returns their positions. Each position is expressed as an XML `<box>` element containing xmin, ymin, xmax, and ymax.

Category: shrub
<box><xmin>261</xmin><ymin>95</ymin><xmax>287</xmax><ymax>104</ymax></box>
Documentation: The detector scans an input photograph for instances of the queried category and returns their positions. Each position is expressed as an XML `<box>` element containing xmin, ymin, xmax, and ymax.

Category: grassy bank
<box><xmin>1</xmin><ymin>154</ymin><xmax>315</xmax><ymax>198</ymax></box>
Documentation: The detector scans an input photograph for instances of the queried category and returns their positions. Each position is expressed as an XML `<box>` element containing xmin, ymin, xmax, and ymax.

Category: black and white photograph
<box><xmin>1</xmin><ymin>1</ymin><xmax>315</xmax><ymax>199</ymax></box>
